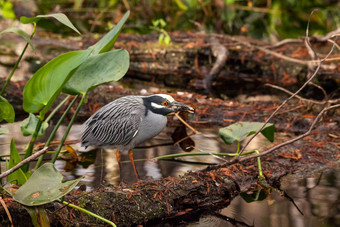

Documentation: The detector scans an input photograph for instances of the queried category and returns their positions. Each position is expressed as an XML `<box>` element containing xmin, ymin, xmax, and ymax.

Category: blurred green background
<box><xmin>1</xmin><ymin>0</ymin><xmax>340</xmax><ymax>41</ymax></box>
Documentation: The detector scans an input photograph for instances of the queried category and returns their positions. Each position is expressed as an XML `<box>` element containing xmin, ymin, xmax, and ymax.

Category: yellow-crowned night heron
<box><xmin>81</xmin><ymin>94</ymin><xmax>194</xmax><ymax>181</ymax></box>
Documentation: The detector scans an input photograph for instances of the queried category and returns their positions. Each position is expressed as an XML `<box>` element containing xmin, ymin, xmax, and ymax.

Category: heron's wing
<box><xmin>81</xmin><ymin>98</ymin><xmax>144</xmax><ymax>147</ymax></box>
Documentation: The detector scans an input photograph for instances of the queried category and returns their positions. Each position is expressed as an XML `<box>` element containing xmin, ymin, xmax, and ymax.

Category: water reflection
<box><xmin>217</xmin><ymin>168</ymin><xmax>340</xmax><ymax>227</ymax></box>
<box><xmin>96</xmin><ymin>128</ymin><xmax>231</xmax><ymax>186</ymax></box>
<box><xmin>1</xmin><ymin>123</ymin><xmax>339</xmax><ymax>226</ymax></box>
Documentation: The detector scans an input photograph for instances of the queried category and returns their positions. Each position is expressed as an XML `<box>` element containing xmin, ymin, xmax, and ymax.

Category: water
<box><xmin>1</xmin><ymin>122</ymin><xmax>339</xmax><ymax>226</ymax></box>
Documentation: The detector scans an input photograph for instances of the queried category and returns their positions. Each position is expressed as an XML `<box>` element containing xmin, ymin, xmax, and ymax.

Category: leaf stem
<box><xmin>51</xmin><ymin>94</ymin><xmax>85</xmax><ymax>163</ymax></box>
<box><xmin>236</xmin><ymin>141</ymin><xmax>240</xmax><ymax>155</ymax></box>
<box><xmin>44</xmin><ymin>95</ymin><xmax>71</xmax><ymax>123</ymax></box>
<box><xmin>61</xmin><ymin>200</ymin><xmax>116</xmax><ymax>227</ymax></box>
<box><xmin>35</xmin><ymin>95</ymin><xmax>78</xmax><ymax>169</ymax></box>
<box><xmin>22</xmin><ymin>115</ymin><xmax>43</xmax><ymax>172</ymax></box>
<box><xmin>0</xmin><ymin>23</ymin><xmax>36</xmax><ymax>96</ymax></box>
<box><xmin>253</xmin><ymin>150</ymin><xmax>263</xmax><ymax>178</ymax></box>
<box><xmin>0</xmin><ymin>147</ymin><xmax>49</xmax><ymax>179</ymax></box>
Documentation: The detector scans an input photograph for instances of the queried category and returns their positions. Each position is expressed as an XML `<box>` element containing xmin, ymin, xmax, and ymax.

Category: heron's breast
<box><xmin>132</xmin><ymin>112</ymin><xmax>167</xmax><ymax>146</ymax></box>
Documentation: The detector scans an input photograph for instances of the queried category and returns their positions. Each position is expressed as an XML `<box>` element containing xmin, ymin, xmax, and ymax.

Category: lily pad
<box><xmin>11</xmin><ymin>163</ymin><xmax>83</xmax><ymax>206</ymax></box>
<box><xmin>219</xmin><ymin>122</ymin><xmax>275</xmax><ymax>145</ymax></box>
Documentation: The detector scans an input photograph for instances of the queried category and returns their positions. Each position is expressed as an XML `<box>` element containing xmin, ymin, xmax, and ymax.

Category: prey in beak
<box><xmin>169</xmin><ymin>101</ymin><xmax>195</xmax><ymax>114</ymax></box>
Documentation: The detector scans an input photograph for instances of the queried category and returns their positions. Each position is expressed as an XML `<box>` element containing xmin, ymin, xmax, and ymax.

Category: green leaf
<box><xmin>0</xmin><ymin>27</ymin><xmax>35</xmax><ymax>52</ymax></box>
<box><xmin>63</xmin><ymin>49</ymin><xmax>129</xmax><ymax>95</ymax></box>
<box><xmin>11</xmin><ymin>163</ymin><xmax>83</xmax><ymax>206</ymax></box>
<box><xmin>90</xmin><ymin>10</ymin><xmax>130</xmax><ymax>55</ymax></box>
<box><xmin>158</xmin><ymin>33</ymin><xmax>164</xmax><ymax>44</ymax></box>
<box><xmin>219</xmin><ymin>122</ymin><xmax>275</xmax><ymax>145</ymax></box>
<box><xmin>0</xmin><ymin>126</ymin><xmax>9</xmax><ymax>135</ymax></box>
<box><xmin>0</xmin><ymin>1</ymin><xmax>16</xmax><ymax>19</ymax></box>
<box><xmin>0</xmin><ymin>96</ymin><xmax>15</xmax><ymax>123</ymax></box>
<box><xmin>7</xmin><ymin>139</ymin><xmax>28</xmax><ymax>185</ymax></box>
<box><xmin>23</xmin><ymin>50</ymin><xmax>91</xmax><ymax>113</ymax></box>
<box><xmin>174</xmin><ymin>0</ymin><xmax>188</xmax><ymax>11</ymax></box>
<box><xmin>225</xmin><ymin>0</ymin><xmax>235</xmax><ymax>4</ymax></box>
<box><xmin>164</xmin><ymin>34</ymin><xmax>171</xmax><ymax>45</ymax></box>
<box><xmin>20</xmin><ymin>113</ymin><xmax>48</xmax><ymax>137</ymax></box>
<box><xmin>159</xmin><ymin>19</ymin><xmax>166</xmax><ymax>27</ymax></box>
<box><xmin>20</xmin><ymin>13</ymin><xmax>80</xmax><ymax>35</ymax></box>
<box><xmin>25</xmin><ymin>206</ymin><xmax>50</xmax><ymax>226</ymax></box>
<box><xmin>152</xmin><ymin>19</ymin><xmax>159</xmax><ymax>27</ymax></box>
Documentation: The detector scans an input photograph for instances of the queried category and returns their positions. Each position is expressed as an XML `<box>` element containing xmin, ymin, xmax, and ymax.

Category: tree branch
<box><xmin>235</xmin><ymin>12</ymin><xmax>336</xmax><ymax>159</ymax></box>
<box><xmin>239</xmin><ymin>103</ymin><xmax>340</xmax><ymax>162</ymax></box>
<box><xmin>0</xmin><ymin>147</ymin><xmax>49</xmax><ymax>179</ymax></box>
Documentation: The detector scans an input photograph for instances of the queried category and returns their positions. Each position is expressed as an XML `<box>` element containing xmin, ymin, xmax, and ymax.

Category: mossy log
<box><xmin>0</xmin><ymin>134</ymin><xmax>338</xmax><ymax>226</ymax></box>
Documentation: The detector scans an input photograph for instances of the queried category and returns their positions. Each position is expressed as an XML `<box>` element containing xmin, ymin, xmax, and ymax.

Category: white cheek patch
<box><xmin>151</xmin><ymin>102</ymin><xmax>164</xmax><ymax>109</ymax></box>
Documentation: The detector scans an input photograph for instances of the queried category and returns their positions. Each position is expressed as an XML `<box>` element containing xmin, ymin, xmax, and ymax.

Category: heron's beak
<box><xmin>170</xmin><ymin>101</ymin><xmax>195</xmax><ymax>113</ymax></box>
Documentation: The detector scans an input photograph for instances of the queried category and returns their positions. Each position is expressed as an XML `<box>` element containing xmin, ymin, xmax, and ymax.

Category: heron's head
<box><xmin>143</xmin><ymin>94</ymin><xmax>194</xmax><ymax>116</ymax></box>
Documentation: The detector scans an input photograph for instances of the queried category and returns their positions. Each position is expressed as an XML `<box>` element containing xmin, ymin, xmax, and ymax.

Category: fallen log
<box><xmin>1</xmin><ymin>32</ymin><xmax>339</xmax><ymax>98</ymax></box>
<box><xmin>0</xmin><ymin>134</ymin><xmax>338</xmax><ymax>226</ymax></box>
<box><xmin>1</xmin><ymin>77</ymin><xmax>339</xmax><ymax>136</ymax></box>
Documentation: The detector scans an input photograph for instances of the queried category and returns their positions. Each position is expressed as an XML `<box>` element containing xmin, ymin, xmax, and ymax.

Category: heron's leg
<box><xmin>128</xmin><ymin>149</ymin><xmax>140</xmax><ymax>181</ymax></box>
<box><xmin>116</xmin><ymin>150</ymin><xmax>123</xmax><ymax>182</ymax></box>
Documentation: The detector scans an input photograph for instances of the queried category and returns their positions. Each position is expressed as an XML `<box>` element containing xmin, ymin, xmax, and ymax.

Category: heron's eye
<box><xmin>162</xmin><ymin>101</ymin><xmax>168</xmax><ymax>106</ymax></box>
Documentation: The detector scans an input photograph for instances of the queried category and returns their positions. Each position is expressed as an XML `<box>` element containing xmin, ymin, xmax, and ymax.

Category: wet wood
<box><xmin>0</xmin><ymin>133</ymin><xmax>338</xmax><ymax>226</ymax></box>
<box><xmin>2</xmin><ymin>77</ymin><xmax>339</xmax><ymax>135</ymax></box>
<box><xmin>1</xmin><ymin>32</ymin><xmax>339</xmax><ymax>98</ymax></box>
<box><xmin>101</xmin><ymin>33</ymin><xmax>340</xmax><ymax>95</ymax></box>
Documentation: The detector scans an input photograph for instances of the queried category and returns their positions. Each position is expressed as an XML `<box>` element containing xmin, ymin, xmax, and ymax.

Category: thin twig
<box><xmin>238</xmin><ymin>103</ymin><xmax>340</xmax><ymax>162</ymax></box>
<box><xmin>174</xmin><ymin>132</ymin><xmax>196</xmax><ymax>145</ymax></box>
<box><xmin>202</xmin><ymin>103</ymin><xmax>340</xmax><ymax>172</ymax></box>
<box><xmin>174</xmin><ymin>112</ymin><xmax>200</xmax><ymax>134</ymax></box>
<box><xmin>235</xmin><ymin>11</ymin><xmax>337</xmax><ymax>159</ymax></box>
<box><xmin>0</xmin><ymin>147</ymin><xmax>49</xmax><ymax>179</ymax></box>
<box><xmin>309</xmin><ymin>82</ymin><xmax>328</xmax><ymax>101</ymax></box>
<box><xmin>213</xmin><ymin>32</ymin><xmax>340</xmax><ymax>66</ymax></box>
<box><xmin>327</xmin><ymin>39</ymin><xmax>340</xmax><ymax>52</ymax></box>
<box><xmin>0</xmin><ymin>196</ymin><xmax>13</xmax><ymax>227</ymax></box>
<box><xmin>265</xmin><ymin>83</ymin><xmax>340</xmax><ymax>105</ymax></box>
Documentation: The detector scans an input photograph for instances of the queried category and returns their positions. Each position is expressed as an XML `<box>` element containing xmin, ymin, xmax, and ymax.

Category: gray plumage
<box><xmin>81</xmin><ymin>94</ymin><xmax>193</xmax><ymax>152</ymax></box>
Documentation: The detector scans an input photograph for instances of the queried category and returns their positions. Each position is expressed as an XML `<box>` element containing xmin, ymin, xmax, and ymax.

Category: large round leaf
<box><xmin>0</xmin><ymin>96</ymin><xmax>15</xmax><ymax>123</ymax></box>
<box><xmin>23</xmin><ymin>50</ymin><xmax>91</xmax><ymax>113</ymax></box>
<box><xmin>62</xmin><ymin>49</ymin><xmax>129</xmax><ymax>95</ymax></box>
<box><xmin>219</xmin><ymin>122</ymin><xmax>275</xmax><ymax>145</ymax></box>
<box><xmin>11</xmin><ymin>163</ymin><xmax>83</xmax><ymax>206</ymax></box>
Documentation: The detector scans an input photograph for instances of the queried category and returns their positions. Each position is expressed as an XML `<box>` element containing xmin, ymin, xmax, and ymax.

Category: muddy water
<box><xmin>1</xmin><ymin>122</ymin><xmax>339</xmax><ymax>226</ymax></box>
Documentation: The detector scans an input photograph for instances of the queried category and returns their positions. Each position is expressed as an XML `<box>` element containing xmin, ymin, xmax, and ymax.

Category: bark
<box><xmin>1</xmin><ymin>32</ymin><xmax>339</xmax><ymax>97</ymax></box>
<box><xmin>2</xmin><ymin>77</ymin><xmax>339</xmax><ymax>135</ymax></box>
<box><xmin>0</xmin><ymin>135</ymin><xmax>338</xmax><ymax>226</ymax></box>
<box><xmin>111</xmin><ymin>33</ymin><xmax>340</xmax><ymax>96</ymax></box>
